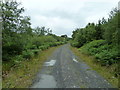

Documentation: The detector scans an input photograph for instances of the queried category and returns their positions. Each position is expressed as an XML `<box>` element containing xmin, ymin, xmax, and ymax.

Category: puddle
<box><xmin>73</xmin><ymin>58</ymin><xmax>78</xmax><ymax>63</ymax></box>
<box><xmin>44</xmin><ymin>60</ymin><xmax>56</xmax><ymax>66</ymax></box>
<box><xmin>31</xmin><ymin>74</ymin><xmax>57</xmax><ymax>88</ymax></box>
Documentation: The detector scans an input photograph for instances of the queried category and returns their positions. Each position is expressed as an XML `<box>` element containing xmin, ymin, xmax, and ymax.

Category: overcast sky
<box><xmin>17</xmin><ymin>0</ymin><xmax>119</xmax><ymax>37</ymax></box>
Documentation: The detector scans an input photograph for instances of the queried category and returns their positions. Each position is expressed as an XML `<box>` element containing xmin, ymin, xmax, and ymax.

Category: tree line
<box><xmin>71</xmin><ymin>8</ymin><xmax>119</xmax><ymax>47</ymax></box>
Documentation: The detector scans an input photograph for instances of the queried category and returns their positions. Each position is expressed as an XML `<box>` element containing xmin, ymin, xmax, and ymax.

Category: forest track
<box><xmin>30</xmin><ymin>44</ymin><xmax>114</xmax><ymax>88</ymax></box>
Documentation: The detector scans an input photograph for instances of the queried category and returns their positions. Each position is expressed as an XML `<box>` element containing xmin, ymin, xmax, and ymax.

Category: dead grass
<box><xmin>70</xmin><ymin>46</ymin><xmax>118</xmax><ymax>88</ymax></box>
<box><xmin>2</xmin><ymin>46</ymin><xmax>60</xmax><ymax>88</ymax></box>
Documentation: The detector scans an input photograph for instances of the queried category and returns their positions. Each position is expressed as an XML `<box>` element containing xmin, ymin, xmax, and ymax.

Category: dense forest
<box><xmin>71</xmin><ymin>8</ymin><xmax>120</xmax><ymax>77</ymax></box>
<box><xmin>1</xmin><ymin>1</ymin><xmax>67</xmax><ymax>70</ymax></box>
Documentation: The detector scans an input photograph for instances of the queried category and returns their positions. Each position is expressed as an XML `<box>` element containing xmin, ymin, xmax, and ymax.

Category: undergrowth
<box><xmin>2</xmin><ymin>46</ymin><xmax>60</xmax><ymax>88</ymax></box>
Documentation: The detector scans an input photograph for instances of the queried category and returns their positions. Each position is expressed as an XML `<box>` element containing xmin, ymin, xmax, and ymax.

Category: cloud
<box><xmin>17</xmin><ymin>0</ymin><xmax>119</xmax><ymax>37</ymax></box>
<box><xmin>32</xmin><ymin>15</ymin><xmax>78</xmax><ymax>36</ymax></box>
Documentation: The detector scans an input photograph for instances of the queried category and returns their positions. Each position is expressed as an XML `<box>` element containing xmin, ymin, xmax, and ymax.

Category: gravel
<box><xmin>30</xmin><ymin>44</ymin><xmax>116</xmax><ymax>89</ymax></box>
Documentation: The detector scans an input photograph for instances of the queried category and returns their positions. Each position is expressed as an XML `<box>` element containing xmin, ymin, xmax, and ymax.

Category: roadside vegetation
<box><xmin>2</xmin><ymin>46</ymin><xmax>60</xmax><ymax>88</ymax></box>
<box><xmin>71</xmin><ymin>47</ymin><xmax>118</xmax><ymax>87</ymax></box>
<box><xmin>71</xmin><ymin>7</ymin><xmax>120</xmax><ymax>87</ymax></box>
<box><xmin>1</xmin><ymin>1</ymin><xmax>68</xmax><ymax>87</ymax></box>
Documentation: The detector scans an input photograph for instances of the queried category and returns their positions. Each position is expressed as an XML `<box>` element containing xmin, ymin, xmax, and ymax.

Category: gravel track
<box><xmin>30</xmin><ymin>44</ymin><xmax>116</xmax><ymax>88</ymax></box>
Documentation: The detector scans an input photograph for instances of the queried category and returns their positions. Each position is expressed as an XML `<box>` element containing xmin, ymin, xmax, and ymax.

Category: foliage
<box><xmin>71</xmin><ymin>8</ymin><xmax>119</xmax><ymax>48</ymax></box>
<box><xmin>79</xmin><ymin>40</ymin><xmax>119</xmax><ymax>77</ymax></box>
<box><xmin>71</xmin><ymin>7</ymin><xmax>119</xmax><ymax>78</ymax></box>
<box><xmin>103</xmin><ymin>8</ymin><xmax>120</xmax><ymax>45</ymax></box>
<box><xmin>22</xmin><ymin>50</ymin><xmax>34</xmax><ymax>60</ymax></box>
<box><xmin>79</xmin><ymin>40</ymin><xmax>118</xmax><ymax>65</ymax></box>
<box><xmin>1</xmin><ymin>1</ymin><xmax>67</xmax><ymax>67</ymax></box>
<box><xmin>71</xmin><ymin>23</ymin><xmax>97</xmax><ymax>47</ymax></box>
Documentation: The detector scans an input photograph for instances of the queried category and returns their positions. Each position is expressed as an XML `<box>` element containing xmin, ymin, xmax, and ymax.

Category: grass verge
<box><xmin>2</xmin><ymin>46</ymin><xmax>60</xmax><ymax>88</ymax></box>
<box><xmin>70</xmin><ymin>46</ymin><xmax>118</xmax><ymax>88</ymax></box>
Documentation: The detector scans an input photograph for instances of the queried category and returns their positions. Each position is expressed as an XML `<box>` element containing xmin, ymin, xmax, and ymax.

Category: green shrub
<box><xmin>55</xmin><ymin>42</ymin><xmax>63</xmax><ymax>45</ymax></box>
<box><xmin>71</xmin><ymin>41</ymin><xmax>80</xmax><ymax>47</ymax></box>
<box><xmin>48</xmin><ymin>42</ymin><xmax>64</xmax><ymax>47</ymax></box>
<box><xmin>95</xmin><ymin>49</ymin><xmax>118</xmax><ymax>65</ymax></box>
<box><xmin>12</xmin><ymin>55</ymin><xmax>23</xmax><ymax>64</ymax></box>
<box><xmin>49</xmin><ymin>42</ymin><xmax>54</xmax><ymax>47</ymax></box>
<box><xmin>30</xmin><ymin>45</ymin><xmax>37</xmax><ymax>49</ymax></box>
<box><xmin>39</xmin><ymin>46</ymin><xmax>45</xmax><ymax>50</ymax></box>
<box><xmin>45</xmin><ymin>44</ymin><xmax>50</xmax><ymax>49</ymax></box>
<box><xmin>32</xmin><ymin>49</ymin><xmax>41</xmax><ymax>55</ymax></box>
<box><xmin>79</xmin><ymin>40</ymin><xmax>119</xmax><ymax>66</ymax></box>
<box><xmin>22</xmin><ymin>50</ymin><xmax>34</xmax><ymax>60</ymax></box>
